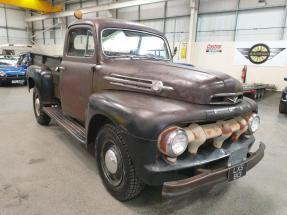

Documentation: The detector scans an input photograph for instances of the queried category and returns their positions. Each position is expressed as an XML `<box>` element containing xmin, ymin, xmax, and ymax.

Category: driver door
<box><xmin>60</xmin><ymin>26</ymin><xmax>96</xmax><ymax>122</ymax></box>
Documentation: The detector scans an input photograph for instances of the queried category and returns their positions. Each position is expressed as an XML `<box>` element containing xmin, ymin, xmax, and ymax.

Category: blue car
<box><xmin>0</xmin><ymin>53</ymin><xmax>30</xmax><ymax>85</ymax></box>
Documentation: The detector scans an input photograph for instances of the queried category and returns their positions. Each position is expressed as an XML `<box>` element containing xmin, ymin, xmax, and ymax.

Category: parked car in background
<box><xmin>0</xmin><ymin>53</ymin><xmax>30</xmax><ymax>85</ymax></box>
<box><xmin>0</xmin><ymin>55</ymin><xmax>18</xmax><ymax>66</ymax></box>
<box><xmin>279</xmin><ymin>77</ymin><xmax>287</xmax><ymax>113</ymax></box>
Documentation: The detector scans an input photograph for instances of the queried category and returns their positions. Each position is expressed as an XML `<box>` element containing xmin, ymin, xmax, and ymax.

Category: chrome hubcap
<box><xmin>104</xmin><ymin>149</ymin><xmax>118</xmax><ymax>174</ymax></box>
<box><xmin>35</xmin><ymin>96</ymin><xmax>40</xmax><ymax>116</ymax></box>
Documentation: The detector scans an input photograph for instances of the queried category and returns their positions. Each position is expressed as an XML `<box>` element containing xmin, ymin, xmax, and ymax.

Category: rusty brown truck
<box><xmin>27</xmin><ymin>17</ymin><xmax>265</xmax><ymax>201</ymax></box>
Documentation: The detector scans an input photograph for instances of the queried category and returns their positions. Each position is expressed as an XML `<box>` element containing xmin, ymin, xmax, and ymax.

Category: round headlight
<box><xmin>0</xmin><ymin>71</ymin><xmax>6</xmax><ymax>77</ymax></box>
<box><xmin>158</xmin><ymin>127</ymin><xmax>188</xmax><ymax>157</ymax></box>
<box><xmin>248</xmin><ymin>114</ymin><xmax>260</xmax><ymax>134</ymax></box>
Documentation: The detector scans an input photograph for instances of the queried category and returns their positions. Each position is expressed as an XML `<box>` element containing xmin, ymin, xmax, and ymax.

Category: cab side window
<box><xmin>67</xmin><ymin>28</ymin><xmax>95</xmax><ymax>57</ymax></box>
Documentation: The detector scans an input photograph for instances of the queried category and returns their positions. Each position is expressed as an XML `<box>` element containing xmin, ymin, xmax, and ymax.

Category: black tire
<box><xmin>279</xmin><ymin>101</ymin><xmax>286</xmax><ymax>114</ymax></box>
<box><xmin>96</xmin><ymin>124</ymin><xmax>144</xmax><ymax>201</ymax></box>
<box><xmin>33</xmin><ymin>88</ymin><xmax>51</xmax><ymax>125</ymax></box>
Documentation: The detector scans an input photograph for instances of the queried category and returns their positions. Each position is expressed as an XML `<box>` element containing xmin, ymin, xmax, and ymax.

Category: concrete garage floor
<box><xmin>0</xmin><ymin>85</ymin><xmax>286</xmax><ymax>215</ymax></box>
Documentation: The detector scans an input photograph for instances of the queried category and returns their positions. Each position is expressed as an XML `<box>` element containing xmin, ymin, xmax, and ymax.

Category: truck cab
<box><xmin>27</xmin><ymin>17</ymin><xmax>265</xmax><ymax>201</ymax></box>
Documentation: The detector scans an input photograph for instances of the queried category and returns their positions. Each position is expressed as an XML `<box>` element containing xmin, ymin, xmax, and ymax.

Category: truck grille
<box><xmin>183</xmin><ymin>114</ymin><xmax>250</xmax><ymax>155</ymax></box>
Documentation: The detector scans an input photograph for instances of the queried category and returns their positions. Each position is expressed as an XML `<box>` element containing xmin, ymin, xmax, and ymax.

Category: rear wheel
<box><xmin>96</xmin><ymin>124</ymin><xmax>144</xmax><ymax>201</ymax></box>
<box><xmin>33</xmin><ymin>88</ymin><xmax>51</xmax><ymax>125</ymax></box>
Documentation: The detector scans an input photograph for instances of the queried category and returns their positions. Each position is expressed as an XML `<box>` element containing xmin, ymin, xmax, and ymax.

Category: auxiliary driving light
<box><xmin>247</xmin><ymin>113</ymin><xmax>260</xmax><ymax>134</ymax></box>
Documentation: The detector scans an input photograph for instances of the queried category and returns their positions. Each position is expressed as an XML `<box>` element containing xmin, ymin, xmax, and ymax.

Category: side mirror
<box><xmin>172</xmin><ymin>46</ymin><xmax>178</xmax><ymax>58</ymax></box>
<box><xmin>284</xmin><ymin>77</ymin><xmax>287</xmax><ymax>81</ymax></box>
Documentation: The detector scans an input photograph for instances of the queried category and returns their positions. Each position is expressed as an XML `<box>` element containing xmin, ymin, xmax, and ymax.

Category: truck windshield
<box><xmin>101</xmin><ymin>29</ymin><xmax>170</xmax><ymax>60</ymax></box>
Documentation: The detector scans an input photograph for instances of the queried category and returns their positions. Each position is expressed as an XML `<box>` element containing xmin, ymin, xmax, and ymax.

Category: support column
<box><xmin>187</xmin><ymin>0</ymin><xmax>199</xmax><ymax>64</ymax></box>
<box><xmin>4</xmin><ymin>5</ymin><xmax>9</xmax><ymax>43</ymax></box>
<box><xmin>282</xmin><ymin>0</ymin><xmax>287</xmax><ymax>40</ymax></box>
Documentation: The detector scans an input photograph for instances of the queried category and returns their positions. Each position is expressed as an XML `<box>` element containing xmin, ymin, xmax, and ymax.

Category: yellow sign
<box><xmin>180</xmin><ymin>43</ymin><xmax>187</xmax><ymax>59</ymax></box>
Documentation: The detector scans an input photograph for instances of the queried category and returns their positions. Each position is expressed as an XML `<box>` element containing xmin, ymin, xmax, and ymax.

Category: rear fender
<box><xmin>27</xmin><ymin>65</ymin><xmax>55</xmax><ymax>105</ymax></box>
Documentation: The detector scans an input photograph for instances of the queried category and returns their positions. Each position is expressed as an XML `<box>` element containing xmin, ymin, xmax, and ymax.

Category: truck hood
<box><xmin>101</xmin><ymin>60</ymin><xmax>243</xmax><ymax>105</ymax></box>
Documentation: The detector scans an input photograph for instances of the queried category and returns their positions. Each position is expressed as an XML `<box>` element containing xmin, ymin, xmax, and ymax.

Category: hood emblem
<box><xmin>210</xmin><ymin>93</ymin><xmax>243</xmax><ymax>105</ymax></box>
<box><xmin>104</xmin><ymin>74</ymin><xmax>174</xmax><ymax>93</ymax></box>
<box><xmin>227</xmin><ymin>96</ymin><xmax>239</xmax><ymax>104</ymax></box>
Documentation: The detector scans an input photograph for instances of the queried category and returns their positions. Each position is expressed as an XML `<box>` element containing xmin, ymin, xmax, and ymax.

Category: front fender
<box><xmin>86</xmin><ymin>90</ymin><xmax>258</xmax><ymax>140</ymax></box>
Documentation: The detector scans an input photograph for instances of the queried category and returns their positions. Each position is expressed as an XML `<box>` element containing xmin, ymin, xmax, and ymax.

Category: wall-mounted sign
<box><xmin>235</xmin><ymin>41</ymin><xmax>287</xmax><ymax>67</ymax></box>
<box><xmin>180</xmin><ymin>42</ymin><xmax>187</xmax><ymax>59</ymax></box>
<box><xmin>206</xmin><ymin>44</ymin><xmax>222</xmax><ymax>53</ymax></box>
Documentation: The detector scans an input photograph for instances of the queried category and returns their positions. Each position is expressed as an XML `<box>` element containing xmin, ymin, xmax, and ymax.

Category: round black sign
<box><xmin>248</xmin><ymin>43</ymin><xmax>270</xmax><ymax>64</ymax></box>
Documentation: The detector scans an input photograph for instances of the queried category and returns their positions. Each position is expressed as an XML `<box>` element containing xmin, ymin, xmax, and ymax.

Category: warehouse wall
<box><xmin>189</xmin><ymin>42</ymin><xmax>287</xmax><ymax>91</ymax></box>
<box><xmin>197</xmin><ymin>0</ymin><xmax>287</xmax><ymax>41</ymax></box>
<box><xmin>30</xmin><ymin>0</ymin><xmax>191</xmax><ymax>59</ymax></box>
<box><xmin>0</xmin><ymin>4</ymin><xmax>29</xmax><ymax>45</ymax></box>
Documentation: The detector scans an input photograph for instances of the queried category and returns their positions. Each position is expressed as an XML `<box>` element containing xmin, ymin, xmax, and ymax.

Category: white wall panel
<box><xmin>98</xmin><ymin>11</ymin><xmax>113</xmax><ymax>18</ymax></box>
<box><xmin>6</xmin><ymin>9</ymin><xmax>26</xmax><ymax>29</ymax></box>
<box><xmin>34</xmin><ymin>30</ymin><xmax>44</xmax><ymax>45</ymax></box>
<box><xmin>140</xmin><ymin>2</ymin><xmax>165</xmax><ymax>19</ymax></box>
<box><xmin>196</xmin><ymin>31</ymin><xmax>234</xmax><ymax>42</ymax></box>
<box><xmin>55</xmin><ymin>29</ymin><xmax>65</xmax><ymax>45</ymax></box>
<box><xmin>44</xmin><ymin>19</ymin><xmax>53</xmax><ymax>28</ymax></box>
<box><xmin>199</xmin><ymin>0</ymin><xmax>238</xmax><ymax>13</ymax></box>
<box><xmin>0</xmin><ymin>28</ymin><xmax>7</xmax><ymax>44</ymax></box>
<box><xmin>8</xmin><ymin>29</ymin><xmax>28</xmax><ymax>44</ymax></box>
<box><xmin>236</xmin><ymin>8</ymin><xmax>285</xmax><ymax>40</ymax></box>
<box><xmin>33</xmin><ymin>21</ymin><xmax>42</xmax><ymax>30</ymax></box>
<box><xmin>84</xmin><ymin>12</ymin><xmax>98</xmax><ymax>18</ymax></box>
<box><xmin>236</xmin><ymin>28</ymin><xmax>283</xmax><ymax>41</ymax></box>
<box><xmin>118</xmin><ymin>6</ymin><xmax>138</xmax><ymax>20</ymax></box>
<box><xmin>239</xmin><ymin>0</ymin><xmax>285</xmax><ymax>9</ymax></box>
<box><xmin>82</xmin><ymin>1</ymin><xmax>97</xmax><ymax>8</ymax></box>
<box><xmin>198</xmin><ymin>12</ymin><xmax>236</xmax><ymax>31</ymax></box>
<box><xmin>167</xmin><ymin>0</ymin><xmax>190</xmax><ymax>17</ymax></box>
<box><xmin>140</xmin><ymin>20</ymin><xmax>164</xmax><ymax>32</ymax></box>
<box><xmin>0</xmin><ymin>8</ymin><xmax>5</xmax><ymax>26</ymax></box>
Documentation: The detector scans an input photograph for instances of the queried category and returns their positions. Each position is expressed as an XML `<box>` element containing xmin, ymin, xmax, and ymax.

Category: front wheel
<box><xmin>96</xmin><ymin>124</ymin><xmax>144</xmax><ymax>201</ymax></box>
<box><xmin>33</xmin><ymin>88</ymin><xmax>51</xmax><ymax>125</ymax></box>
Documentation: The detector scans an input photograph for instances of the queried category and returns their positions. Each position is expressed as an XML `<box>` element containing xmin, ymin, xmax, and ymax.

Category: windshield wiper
<box><xmin>133</xmin><ymin>55</ymin><xmax>168</xmax><ymax>61</ymax></box>
<box><xmin>107</xmin><ymin>54</ymin><xmax>168</xmax><ymax>61</ymax></box>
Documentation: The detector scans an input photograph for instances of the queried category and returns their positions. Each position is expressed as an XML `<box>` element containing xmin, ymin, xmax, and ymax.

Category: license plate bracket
<box><xmin>228</xmin><ymin>163</ymin><xmax>247</xmax><ymax>181</ymax></box>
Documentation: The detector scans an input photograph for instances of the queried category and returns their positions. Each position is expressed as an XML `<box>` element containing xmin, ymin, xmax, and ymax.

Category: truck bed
<box><xmin>30</xmin><ymin>53</ymin><xmax>62</xmax><ymax>71</ymax></box>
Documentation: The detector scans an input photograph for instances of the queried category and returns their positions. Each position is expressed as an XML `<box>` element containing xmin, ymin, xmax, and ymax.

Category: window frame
<box><xmin>100</xmin><ymin>28</ymin><xmax>172</xmax><ymax>61</ymax></box>
<box><xmin>66</xmin><ymin>26</ymin><xmax>96</xmax><ymax>59</ymax></box>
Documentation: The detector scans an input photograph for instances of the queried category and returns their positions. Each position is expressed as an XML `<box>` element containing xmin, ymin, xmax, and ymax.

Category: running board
<box><xmin>43</xmin><ymin>106</ymin><xmax>86</xmax><ymax>144</ymax></box>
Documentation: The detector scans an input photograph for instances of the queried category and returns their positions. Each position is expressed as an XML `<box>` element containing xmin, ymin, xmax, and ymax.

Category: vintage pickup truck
<box><xmin>27</xmin><ymin>17</ymin><xmax>265</xmax><ymax>201</ymax></box>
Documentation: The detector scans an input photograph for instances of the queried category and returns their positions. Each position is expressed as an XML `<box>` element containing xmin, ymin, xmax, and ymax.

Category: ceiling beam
<box><xmin>0</xmin><ymin>0</ymin><xmax>63</xmax><ymax>13</ymax></box>
<box><xmin>25</xmin><ymin>0</ymin><xmax>168</xmax><ymax>22</ymax></box>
